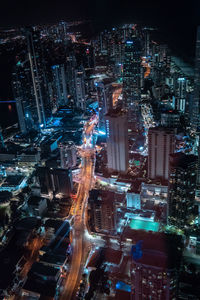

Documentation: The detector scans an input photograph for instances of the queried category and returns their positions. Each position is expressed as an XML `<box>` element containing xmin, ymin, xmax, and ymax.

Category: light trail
<box><xmin>60</xmin><ymin>116</ymin><xmax>96</xmax><ymax>300</ymax></box>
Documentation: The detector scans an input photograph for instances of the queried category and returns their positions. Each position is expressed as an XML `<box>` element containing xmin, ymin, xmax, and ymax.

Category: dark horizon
<box><xmin>0</xmin><ymin>0</ymin><xmax>199</xmax><ymax>104</ymax></box>
<box><xmin>0</xmin><ymin>0</ymin><xmax>200</xmax><ymax>57</ymax></box>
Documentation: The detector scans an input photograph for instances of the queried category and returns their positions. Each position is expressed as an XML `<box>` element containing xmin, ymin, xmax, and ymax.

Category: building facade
<box><xmin>168</xmin><ymin>153</ymin><xmax>197</xmax><ymax>227</ymax></box>
<box><xmin>148</xmin><ymin>127</ymin><xmax>175</xmax><ymax>182</ymax></box>
<box><xmin>105</xmin><ymin>109</ymin><xmax>129</xmax><ymax>174</ymax></box>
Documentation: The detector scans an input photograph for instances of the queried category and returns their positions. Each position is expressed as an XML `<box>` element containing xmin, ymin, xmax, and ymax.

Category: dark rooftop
<box><xmin>40</xmin><ymin>252</ymin><xmax>66</xmax><ymax>266</ymax></box>
<box><xmin>169</xmin><ymin>152</ymin><xmax>197</xmax><ymax>168</ymax></box>
<box><xmin>14</xmin><ymin>217</ymin><xmax>40</xmax><ymax>231</ymax></box>
<box><xmin>23</xmin><ymin>277</ymin><xmax>57</xmax><ymax>298</ymax></box>
<box><xmin>2</xmin><ymin>175</ymin><xmax>25</xmax><ymax>186</ymax></box>
<box><xmin>0</xmin><ymin>191</ymin><xmax>12</xmax><ymax>203</ymax></box>
<box><xmin>28</xmin><ymin>195</ymin><xmax>44</xmax><ymax>206</ymax></box>
<box><xmin>28</xmin><ymin>262</ymin><xmax>59</xmax><ymax>278</ymax></box>
<box><xmin>123</xmin><ymin>230</ymin><xmax>182</xmax><ymax>269</ymax></box>
<box><xmin>87</xmin><ymin>247</ymin><xmax>122</xmax><ymax>268</ymax></box>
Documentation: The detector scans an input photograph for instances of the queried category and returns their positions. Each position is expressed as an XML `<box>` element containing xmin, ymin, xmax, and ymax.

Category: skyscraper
<box><xmin>59</xmin><ymin>141</ymin><xmax>77</xmax><ymax>169</ymax></box>
<box><xmin>37</xmin><ymin>167</ymin><xmax>73</xmax><ymax>198</ymax></box>
<box><xmin>131</xmin><ymin>233</ymin><xmax>181</xmax><ymax>300</ymax></box>
<box><xmin>123</xmin><ymin>38</ymin><xmax>142</xmax><ymax>129</ymax></box>
<box><xmin>88</xmin><ymin>190</ymin><xmax>117</xmax><ymax>235</ymax></box>
<box><xmin>26</xmin><ymin>28</ymin><xmax>46</xmax><ymax>127</ymax></box>
<box><xmin>175</xmin><ymin>77</ymin><xmax>188</xmax><ymax>113</ymax></box>
<box><xmin>194</xmin><ymin>28</ymin><xmax>200</xmax><ymax>221</ymax></box>
<box><xmin>105</xmin><ymin>108</ymin><xmax>128</xmax><ymax>174</ymax></box>
<box><xmin>96</xmin><ymin>79</ymin><xmax>114</xmax><ymax>132</ymax></box>
<box><xmin>168</xmin><ymin>153</ymin><xmax>197</xmax><ymax>227</ymax></box>
<box><xmin>195</xmin><ymin>135</ymin><xmax>200</xmax><ymax>223</ymax></box>
<box><xmin>13</xmin><ymin>28</ymin><xmax>49</xmax><ymax>133</ymax></box>
<box><xmin>13</xmin><ymin>60</ymin><xmax>42</xmax><ymax>133</ymax></box>
<box><xmin>74</xmin><ymin>68</ymin><xmax>86</xmax><ymax>110</ymax></box>
<box><xmin>148</xmin><ymin>127</ymin><xmax>175</xmax><ymax>182</ymax></box>
<box><xmin>51</xmin><ymin>64</ymin><xmax>68</xmax><ymax>107</ymax></box>
<box><xmin>191</xmin><ymin>26</ymin><xmax>200</xmax><ymax>130</ymax></box>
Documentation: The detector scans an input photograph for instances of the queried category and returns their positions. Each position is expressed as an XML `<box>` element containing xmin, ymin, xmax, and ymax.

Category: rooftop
<box><xmin>0</xmin><ymin>191</ymin><xmax>12</xmax><ymax>203</ymax></box>
<box><xmin>23</xmin><ymin>277</ymin><xmax>57</xmax><ymax>298</ymax></box>
<box><xmin>28</xmin><ymin>195</ymin><xmax>45</xmax><ymax>206</ymax></box>
<box><xmin>123</xmin><ymin>230</ymin><xmax>182</xmax><ymax>269</ymax></box>
<box><xmin>169</xmin><ymin>153</ymin><xmax>197</xmax><ymax>168</ymax></box>
<box><xmin>106</xmin><ymin>107</ymin><xmax>126</xmax><ymax>118</ymax></box>
<box><xmin>40</xmin><ymin>252</ymin><xmax>66</xmax><ymax>266</ymax></box>
<box><xmin>87</xmin><ymin>248</ymin><xmax>122</xmax><ymax>268</ymax></box>
<box><xmin>2</xmin><ymin>175</ymin><xmax>25</xmax><ymax>187</ymax></box>
<box><xmin>28</xmin><ymin>262</ymin><xmax>59</xmax><ymax>278</ymax></box>
<box><xmin>14</xmin><ymin>217</ymin><xmax>40</xmax><ymax>231</ymax></box>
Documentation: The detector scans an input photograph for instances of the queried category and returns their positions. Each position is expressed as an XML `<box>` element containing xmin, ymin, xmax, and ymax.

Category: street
<box><xmin>60</xmin><ymin>117</ymin><xmax>97</xmax><ymax>299</ymax></box>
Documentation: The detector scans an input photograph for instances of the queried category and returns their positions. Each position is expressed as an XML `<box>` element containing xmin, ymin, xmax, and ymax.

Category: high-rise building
<box><xmin>37</xmin><ymin>167</ymin><xmax>73</xmax><ymax>198</ymax></box>
<box><xmin>195</xmin><ymin>134</ymin><xmax>200</xmax><ymax>223</ymax></box>
<box><xmin>131</xmin><ymin>233</ymin><xmax>181</xmax><ymax>300</ymax></box>
<box><xmin>191</xmin><ymin>26</ymin><xmax>200</xmax><ymax>130</ymax></box>
<box><xmin>161</xmin><ymin>111</ymin><xmax>180</xmax><ymax>128</ymax></box>
<box><xmin>143</xmin><ymin>28</ymin><xmax>150</xmax><ymax>57</ymax></box>
<box><xmin>74</xmin><ymin>68</ymin><xmax>86</xmax><ymax>110</ymax></box>
<box><xmin>88</xmin><ymin>190</ymin><xmax>117</xmax><ymax>234</ymax></box>
<box><xmin>66</xmin><ymin>53</ymin><xmax>76</xmax><ymax>100</ymax></box>
<box><xmin>13</xmin><ymin>60</ymin><xmax>40</xmax><ymax>133</ymax></box>
<box><xmin>26</xmin><ymin>28</ymin><xmax>47</xmax><ymax>127</ymax></box>
<box><xmin>59</xmin><ymin>141</ymin><xmax>77</xmax><ymax>169</ymax></box>
<box><xmin>53</xmin><ymin>168</ymin><xmax>73</xmax><ymax>197</ymax></box>
<box><xmin>148</xmin><ymin>127</ymin><xmax>175</xmax><ymax>182</ymax></box>
<box><xmin>13</xmin><ymin>28</ymin><xmax>50</xmax><ymax>133</ymax></box>
<box><xmin>51</xmin><ymin>64</ymin><xmax>68</xmax><ymax>107</ymax></box>
<box><xmin>123</xmin><ymin>38</ymin><xmax>142</xmax><ymax>128</ymax></box>
<box><xmin>0</xmin><ymin>126</ymin><xmax>5</xmax><ymax>149</ymax></box>
<box><xmin>96</xmin><ymin>79</ymin><xmax>114</xmax><ymax>132</ymax></box>
<box><xmin>174</xmin><ymin>77</ymin><xmax>188</xmax><ymax>113</ymax></box>
<box><xmin>195</xmin><ymin>28</ymin><xmax>200</xmax><ymax>220</ymax></box>
<box><xmin>105</xmin><ymin>108</ymin><xmax>128</xmax><ymax>174</ymax></box>
<box><xmin>168</xmin><ymin>153</ymin><xmax>197</xmax><ymax>227</ymax></box>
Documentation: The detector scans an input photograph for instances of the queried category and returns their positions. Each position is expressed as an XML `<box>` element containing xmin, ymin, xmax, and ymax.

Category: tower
<box><xmin>168</xmin><ymin>153</ymin><xmax>197</xmax><ymax>227</ymax></box>
<box><xmin>195</xmin><ymin>133</ymin><xmax>200</xmax><ymax>223</ymax></box>
<box><xmin>13</xmin><ymin>27</ymin><xmax>49</xmax><ymax>133</ymax></box>
<box><xmin>59</xmin><ymin>141</ymin><xmax>77</xmax><ymax>169</ymax></box>
<box><xmin>191</xmin><ymin>26</ymin><xmax>200</xmax><ymax>130</ymax></box>
<box><xmin>123</xmin><ymin>38</ymin><xmax>142</xmax><ymax>130</ymax></box>
<box><xmin>148</xmin><ymin>127</ymin><xmax>175</xmax><ymax>182</ymax></box>
<box><xmin>105</xmin><ymin>108</ymin><xmax>128</xmax><ymax>174</ymax></box>
<box><xmin>52</xmin><ymin>64</ymin><xmax>68</xmax><ymax>107</ymax></box>
<box><xmin>0</xmin><ymin>126</ymin><xmax>5</xmax><ymax>149</ymax></box>
<box><xmin>131</xmin><ymin>233</ymin><xmax>181</xmax><ymax>300</ymax></box>
<box><xmin>96</xmin><ymin>79</ymin><xmax>113</xmax><ymax>132</ymax></box>
<box><xmin>74</xmin><ymin>68</ymin><xmax>86</xmax><ymax>110</ymax></box>
<box><xmin>26</xmin><ymin>28</ymin><xmax>46</xmax><ymax>128</ymax></box>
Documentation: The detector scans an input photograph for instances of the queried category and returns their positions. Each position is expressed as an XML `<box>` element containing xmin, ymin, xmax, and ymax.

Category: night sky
<box><xmin>0</xmin><ymin>0</ymin><xmax>199</xmax><ymax>56</ymax></box>
<box><xmin>0</xmin><ymin>0</ymin><xmax>199</xmax><ymax>103</ymax></box>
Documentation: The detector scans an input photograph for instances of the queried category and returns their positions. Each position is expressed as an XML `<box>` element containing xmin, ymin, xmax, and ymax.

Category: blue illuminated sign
<box><xmin>98</xmin><ymin>130</ymin><xmax>106</xmax><ymax>136</ymax></box>
<box><xmin>131</xmin><ymin>240</ymin><xmax>143</xmax><ymax>261</ymax></box>
<box><xmin>116</xmin><ymin>281</ymin><xmax>131</xmax><ymax>292</ymax></box>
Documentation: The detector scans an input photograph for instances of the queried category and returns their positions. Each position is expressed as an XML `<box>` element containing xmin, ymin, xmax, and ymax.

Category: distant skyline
<box><xmin>0</xmin><ymin>0</ymin><xmax>199</xmax><ymax>58</ymax></box>
<box><xmin>0</xmin><ymin>0</ymin><xmax>199</xmax><ymax>105</ymax></box>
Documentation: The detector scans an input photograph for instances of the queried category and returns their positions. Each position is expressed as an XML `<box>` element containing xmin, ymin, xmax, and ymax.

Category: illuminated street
<box><xmin>60</xmin><ymin>117</ymin><xmax>96</xmax><ymax>300</ymax></box>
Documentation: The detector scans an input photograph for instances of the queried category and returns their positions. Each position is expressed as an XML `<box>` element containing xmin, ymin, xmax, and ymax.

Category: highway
<box><xmin>60</xmin><ymin>116</ymin><xmax>97</xmax><ymax>300</ymax></box>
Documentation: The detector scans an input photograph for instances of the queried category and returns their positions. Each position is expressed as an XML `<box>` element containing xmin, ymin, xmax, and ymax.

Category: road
<box><xmin>60</xmin><ymin>117</ymin><xmax>97</xmax><ymax>300</ymax></box>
